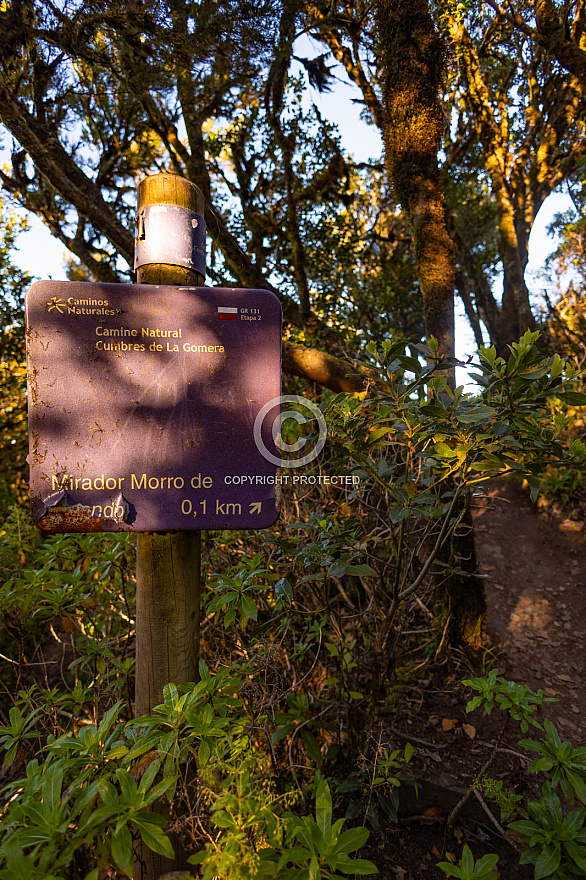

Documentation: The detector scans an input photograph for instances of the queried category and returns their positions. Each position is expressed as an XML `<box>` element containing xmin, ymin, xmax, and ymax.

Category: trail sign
<box><xmin>26</xmin><ymin>281</ymin><xmax>282</xmax><ymax>532</ymax></box>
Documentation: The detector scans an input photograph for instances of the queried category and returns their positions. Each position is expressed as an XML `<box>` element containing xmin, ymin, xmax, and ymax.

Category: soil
<box><xmin>372</xmin><ymin>478</ymin><xmax>586</xmax><ymax>879</ymax></box>
<box><xmin>475</xmin><ymin>479</ymin><xmax>586</xmax><ymax>744</ymax></box>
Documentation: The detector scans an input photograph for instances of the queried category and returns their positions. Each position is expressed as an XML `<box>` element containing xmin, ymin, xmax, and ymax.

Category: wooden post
<box><xmin>134</xmin><ymin>173</ymin><xmax>205</xmax><ymax>880</ymax></box>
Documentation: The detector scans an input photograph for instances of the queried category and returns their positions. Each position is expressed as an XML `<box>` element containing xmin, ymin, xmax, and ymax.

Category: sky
<box><xmin>1</xmin><ymin>39</ymin><xmax>572</xmax><ymax>384</ymax></box>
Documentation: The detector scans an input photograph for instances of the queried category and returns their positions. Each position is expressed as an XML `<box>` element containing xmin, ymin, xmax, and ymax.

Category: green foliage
<box><xmin>320</xmin><ymin>331</ymin><xmax>586</xmax><ymax>653</ymax></box>
<box><xmin>464</xmin><ymin>672</ymin><xmax>586</xmax><ymax>879</ymax></box>
<box><xmin>437</xmin><ymin>844</ymin><xmax>499</xmax><ymax>879</ymax></box>
<box><xmin>207</xmin><ymin>552</ymin><xmax>278</xmax><ymax>629</ymax></box>
<box><xmin>0</xmin><ymin>202</ymin><xmax>33</xmax><ymax>513</ymax></box>
<box><xmin>330</xmin><ymin>331</ymin><xmax>585</xmax><ymax>508</ymax></box>
<box><xmin>0</xmin><ymin>704</ymin><xmax>43</xmax><ymax>768</ymax></box>
<box><xmin>276</xmin><ymin>779</ymin><xmax>377</xmax><ymax>879</ymax></box>
<box><xmin>463</xmin><ymin>668</ymin><xmax>554</xmax><ymax>733</ymax></box>
<box><xmin>1</xmin><ymin>330</ymin><xmax>585</xmax><ymax>877</ymax></box>
<box><xmin>510</xmin><ymin>784</ymin><xmax>586</xmax><ymax>880</ymax></box>
<box><xmin>258</xmin><ymin>779</ymin><xmax>377</xmax><ymax>880</ymax></box>
<box><xmin>0</xmin><ymin>676</ymin><xmax>246</xmax><ymax>878</ymax></box>
<box><xmin>475</xmin><ymin>776</ymin><xmax>522</xmax><ymax>823</ymax></box>
<box><xmin>507</xmin><ymin>717</ymin><xmax>586</xmax><ymax>878</ymax></box>
<box><xmin>0</xmin><ymin>202</ymin><xmax>30</xmax><ymax>365</ymax></box>
<box><xmin>188</xmin><ymin>752</ymin><xmax>379</xmax><ymax>880</ymax></box>
<box><xmin>519</xmin><ymin>720</ymin><xmax>586</xmax><ymax>807</ymax></box>
<box><xmin>0</xmin><ymin>512</ymin><xmax>136</xmax><ymax>706</ymax></box>
<box><xmin>338</xmin><ymin>744</ymin><xmax>414</xmax><ymax>831</ymax></box>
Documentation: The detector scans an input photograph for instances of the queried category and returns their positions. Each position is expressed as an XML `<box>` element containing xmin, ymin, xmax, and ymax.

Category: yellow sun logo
<box><xmin>47</xmin><ymin>297</ymin><xmax>67</xmax><ymax>314</ymax></box>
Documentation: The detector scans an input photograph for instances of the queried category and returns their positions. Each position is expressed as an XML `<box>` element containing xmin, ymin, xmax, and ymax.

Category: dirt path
<box><xmin>473</xmin><ymin>479</ymin><xmax>586</xmax><ymax>744</ymax></box>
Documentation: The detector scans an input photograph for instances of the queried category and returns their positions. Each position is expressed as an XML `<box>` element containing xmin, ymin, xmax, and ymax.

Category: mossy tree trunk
<box><xmin>375</xmin><ymin>0</ymin><xmax>486</xmax><ymax>645</ymax></box>
<box><xmin>375</xmin><ymin>0</ymin><xmax>454</xmax><ymax>364</ymax></box>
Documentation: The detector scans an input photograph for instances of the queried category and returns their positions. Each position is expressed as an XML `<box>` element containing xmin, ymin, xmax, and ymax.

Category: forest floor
<box><xmin>373</xmin><ymin>478</ymin><xmax>586</xmax><ymax>879</ymax></box>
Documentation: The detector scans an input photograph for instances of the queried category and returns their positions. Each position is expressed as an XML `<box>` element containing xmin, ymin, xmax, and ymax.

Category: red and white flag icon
<box><xmin>218</xmin><ymin>307</ymin><xmax>238</xmax><ymax>321</ymax></box>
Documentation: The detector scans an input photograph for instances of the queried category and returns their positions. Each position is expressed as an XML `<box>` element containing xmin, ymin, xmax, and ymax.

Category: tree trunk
<box><xmin>494</xmin><ymin>190</ymin><xmax>535</xmax><ymax>354</ymax></box>
<box><xmin>375</xmin><ymin>0</ymin><xmax>486</xmax><ymax>646</ymax></box>
<box><xmin>375</xmin><ymin>0</ymin><xmax>454</xmax><ymax>364</ymax></box>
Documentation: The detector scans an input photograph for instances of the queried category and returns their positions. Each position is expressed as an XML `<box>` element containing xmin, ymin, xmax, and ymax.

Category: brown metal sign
<box><xmin>26</xmin><ymin>281</ymin><xmax>282</xmax><ymax>532</ymax></box>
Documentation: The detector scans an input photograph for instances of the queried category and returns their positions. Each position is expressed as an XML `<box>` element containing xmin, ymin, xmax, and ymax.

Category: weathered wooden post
<box><xmin>134</xmin><ymin>174</ymin><xmax>204</xmax><ymax>721</ymax></box>
<box><xmin>133</xmin><ymin>173</ymin><xmax>204</xmax><ymax>880</ymax></box>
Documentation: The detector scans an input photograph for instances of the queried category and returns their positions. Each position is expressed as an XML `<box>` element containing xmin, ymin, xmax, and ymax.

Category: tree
<box><xmin>487</xmin><ymin>0</ymin><xmax>586</xmax><ymax>92</ymax></box>
<box><xmin>0</xmin><ymin>200</ymin><xmax>31</xmax><ymax>513</ymax></box>
<box><xmin>441</xmin><ymin>0</ymin><xmax>586</xmax><ymax>354</ymax></box>
<box><xmin>304</xmin><ymin>0</ymin><xmax>586</xmax><ymax>355</ymax></box>
<box><xmin>375</xmin><ymin>0</ymin><xmax>455</xmax><ymax>363</ymax></box>
<box><xmin>374</xmin><ymin>0</ymin><xmax>486</xmax><ymax>646</ymax></box>
<box><xmin>0</xmin><ymin>0</ymin><xmax>422</xmax><ymax>392</ymax></box>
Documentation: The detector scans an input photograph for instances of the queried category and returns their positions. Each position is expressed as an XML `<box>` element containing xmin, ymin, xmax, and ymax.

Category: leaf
<box><xmin>463</xmin><ymin>724</ymin><xmax>476</xmax><ymax>740</ymax></box>
<box><xmin>272</xmin><ymin>721</ymin><xmax>296</xmax><ymax>744</ymax></box>
<box><xmin>107</xmin><ymin>744</ymin><xmax>128</xmax><ymax>760</ymax></box>
<box><xmin>566</xmin><ymin>769</ymin><xmax>586</xmax><ymax>805</ymax></box>
<box><xmin>474</xmin><ymin>853</ymin><xmax>499</xmax><ymax>876</ymax></box>
<box><xmin>367</xmin><ymin>426</ymin><xmax>395</xmax><ymax>444</ymax></box>
<box><xmin>137</xmin><ymin>757</ymin><xmax>162</xmax><ymax>798</ymax></box>
<box><xmin>240</xmin><ymin>594</ymin><xmax>258</xmax><ymax>622</ymax></box>
<box><xmin>275</xmin><ymin>578</ymin><xmax>293</xmax><ymax>604</ymax></box>
<box><xmin>518</xmin><ymin>360</ymin><xmax>555</xmax><ymax>381</ymax></box>
<box><xmin>437</xmin><ymin>861</ymin><xmax>463</xmax><ymax>878</ymax></box>
<box><xmin>335</xmin><ymin>825</ymin><xmax>369</xmax><ymax>854</ymax></box>
<box><xmin>565</xmin><ymin>839</ymin><xmax>586</xmax><ymax>872</ymax></box>
<box><xmin>309</xmin><ymin>854</ymin><xmax>320</xmax><ymax>880</ymax></box>
<box><xmin>329</xmin><ymin>560</ymin><xmax>350</xmax><ymax>578</ymax></box>
<box><xmin>337</xmin><ymin>779</ymin><xmax>362</xmax><ymax>793</ymax></box>
<box><xmin>97</xmin><ymin>700</ymin><xmax>124</xmax><ymax>743</ymax></box>
<box><xmin>434</xmin><ymin>442</ymin><xmax>456</xmax><ymax>458</ymax></box>
<box><xmin>518</xmin><ymin>809</ymin><xmax>545</xmax><ymax>836</ymax></box>
<box><xmin>198</xmin><ymin>739</ymin><xmax>211</xmax><ymax>767</ymax></box>
<box><xmin>344</xmin><ymin>564</ymin><xmax>377</xmax><ymax>577</ymax></box>
<box><xmin>442</xmin><ymin>718</ymin><xmax>458</xmax><ymax>732</ymax></box>
<box><xmin>301</xmin><ymin>729</ymin><xmax>323</xmax><ymax>767</ymax></box>
<box><xmin>343</xmin><ymin>858</ymin><xmax>378</xmax><ymax>874</ymax></box>
<box><xmin>389</xmin><ymin>507</ymin><xmax>410</xmax><ymax>523</ymax></box>
<box><xmin>557</xmin><ymin>391</ymin><xmax>586</xmax><ymax>406</ymax></box>
<box><xmin>461</xmin><ymin>845</ymin><xmax>474</xmax><ymax>874</ymax></box>
<box><xmin>466</xmin><ymin>695</ymin><xmax>486</xmax><ymax>713</ymax></box>
<box><xmin>534</xmin><ymin>844</ymin><xmax>561</xmax><ymax>879</ymax></box>
<box><xmin>23</xmin><ymin>801</ymin><xmax>54</xmax><ymax>828</ymax></box>
<box><xmin>116</xmin><ymin>768</ymin><xmax>138</xmax><ymax>806</ymax></box>
<box><xmin>526</xmin><ymin>475</ymin><xmax>540</xmax><ymax>502</ymax></box>
<box><xmin>98</xmin><ymin>779</ymin><xmax>119</xmax><ymax>808</ymax></box>
<box><xmin>315</xmin><ymin>779</ymin><xmax>332</xmax><ymax>836</ymax></box>
<box><xmin>162</xmin><ymin>682</ymin><xmax>179</xmax><ymax>707</ymax></box>
<box><xmin>41</xmin><ymin>764</ymin><xmax>64</xmax><ymax>813</ymax></box>
<box><xmin>133</xmin><ymin>815</ymin><xmax>175</xmax><ymax>860</ymax></box>
<box><xmin>398</xmin><ymin>355</ymin><xmax>422</xmax><ymax>374</ymax></box>
<box><xmin>213</xmin><ymin>810</ymin><xmax>235</xmax><ymax>829</ymax></box>
<box><xmin>111</xmin><ymin>825</ymin><xmax>134</xmax><ymax>878</ymax></box>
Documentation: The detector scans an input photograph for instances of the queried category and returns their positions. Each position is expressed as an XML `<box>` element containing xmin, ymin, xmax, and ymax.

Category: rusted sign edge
<box><xmin>37</xmin><ymin>490</ymin><xmax>131</xmax><ymax>534</ymax></box>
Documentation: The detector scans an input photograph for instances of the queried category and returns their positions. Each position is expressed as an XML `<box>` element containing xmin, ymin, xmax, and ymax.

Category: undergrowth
<box><xmin>0</xmin><ymin>332</ymin><xmax>585</xmax><ymax>877</ymax></box>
